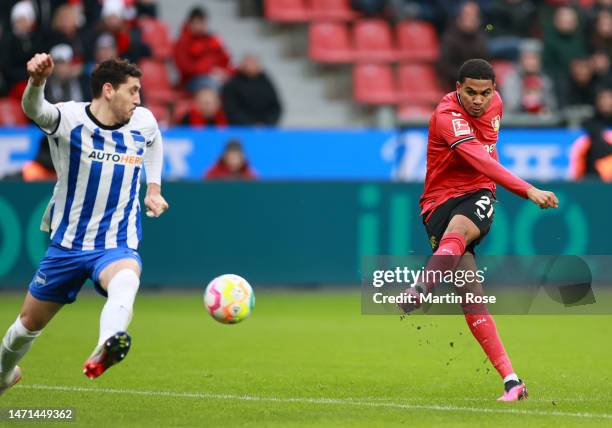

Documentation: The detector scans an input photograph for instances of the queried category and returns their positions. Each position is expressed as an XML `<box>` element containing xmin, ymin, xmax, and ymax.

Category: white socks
<box><xmin>98</xmin><ymin>269</ymin><xmax>140</xmax><ymax>347</ymax></box>
<box><xmin>0</xmin><ymin>316</ymin><xmax>41</xmax><ymax>383</ymax></box>
<box><xmin>503</xmin><ymin>373</ymin><xmax>519</xmax><ymax>384</ymax></box>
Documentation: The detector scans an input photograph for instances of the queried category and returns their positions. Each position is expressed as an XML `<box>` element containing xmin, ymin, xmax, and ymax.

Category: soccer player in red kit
<box><xmin>400</xmin><ymin>59</ymin><xmax>558</xmax><ymax>401</ymax></box>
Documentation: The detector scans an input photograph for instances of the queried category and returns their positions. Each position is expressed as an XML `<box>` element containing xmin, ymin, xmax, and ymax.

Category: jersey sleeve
<box><xmin>435</xmin><ymin>110</ymin><xmax>477</xmax><ymax>149</ymax></box>
<box><xmin>50</xmin><ymin>101</ymin><xmax>79</xmax><ymax>139</ymax></box>
<box><xmin>137</xmin><ymin>107</ymin><xmax>163</xmax><ymax>184</ymax></box>
<box><xmin>455</xmin><ymin>139</ymin><xmax>532</xmax><ymax>198</ymax></box>
<box><xmin>134</xmin><ymin>107</ymin><xmax>160</xmax><ymax>142</ymax></box>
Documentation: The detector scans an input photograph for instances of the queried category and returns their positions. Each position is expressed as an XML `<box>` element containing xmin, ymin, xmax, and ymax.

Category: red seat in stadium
<box><xmin>353</xmin><ymin>63</ymin><xmax>397</xmax><ymax>104</ymax></box>
<box><xmin>353</xmin><ymin>19</ymin><xmax>398</xmax><ymax>62</ymax></box>
<box><xmin>396</xmin><ymin>21</ymin><xmax>439</xmax><ymax>62</ymax></box>
<box><xmin>309</xmin><ymin>22</ymin><xmax>353</xmax><ymax>63</ymax></box>
<box><xmin>310</xmin><ymin>0</ymin><xmax>357</xmax><ymax>21</ymax></box>
<box><xmin>492</xmin><ymin>60</ymin><xmax>515</xmax><ymax>86</ymax></box>
<box><xmin>397</xmin><ymin>64</ymin><xmax>444</xmax><ymax>104</ymax></box>
<box><xmin>139</xmin><ymin>59</ymin><xmax>176</xmax><ymax>104</ymax></box>
<box><xmin>138</xmin><ymin>16</ymin><xmax>173</xmax><ymax>60</ymax></box>
<box><xmin>264</xmin><ymin>0</ymin><xmax>309</xmax><ymax>22</ymax></box>
<box><xmin>0</xmin><ymin>98</ymin><xmax>28</xmax><ymax>126</ymax></box>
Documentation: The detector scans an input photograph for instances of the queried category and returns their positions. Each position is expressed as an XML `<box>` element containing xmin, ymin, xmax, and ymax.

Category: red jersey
<box><xmin>420</xmin><ymin>91</ymin><xmax>532</xmax><ymax>219</ymax></box>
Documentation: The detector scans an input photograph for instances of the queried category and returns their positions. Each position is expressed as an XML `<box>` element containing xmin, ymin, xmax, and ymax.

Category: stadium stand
<box><xmin>0</xmin><ymin>0</ymin><xmax>609</xmax><ymax>128</ymax></box>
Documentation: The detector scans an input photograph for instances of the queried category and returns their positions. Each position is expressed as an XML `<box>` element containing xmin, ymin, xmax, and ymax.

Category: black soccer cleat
<box><xmin>83</xmin><ymin>332</ymin><xmax>131</xmax><ymax>380</ymax></box>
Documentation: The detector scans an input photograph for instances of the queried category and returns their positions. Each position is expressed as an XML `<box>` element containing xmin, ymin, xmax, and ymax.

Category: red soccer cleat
<box><xmin>83</xmin><ymin>332</ymin><xmax>131</xmax><ymax>380</ymax></box>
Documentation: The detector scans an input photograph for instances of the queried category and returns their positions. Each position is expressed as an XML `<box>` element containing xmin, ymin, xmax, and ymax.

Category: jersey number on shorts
<box><xmin>475</xmin><ymin>196</ymin><xmax>494</xmax><ymax>220</ymax></box>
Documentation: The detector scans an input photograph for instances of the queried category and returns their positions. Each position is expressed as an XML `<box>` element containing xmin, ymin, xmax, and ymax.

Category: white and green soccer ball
<box><xmin>204</xmin><ymin>274</ymin><xmax>255</xmax><ymax>324</ymax></box>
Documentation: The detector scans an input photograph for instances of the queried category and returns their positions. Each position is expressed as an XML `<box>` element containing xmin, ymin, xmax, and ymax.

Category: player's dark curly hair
<box><xmin>458</xmin><ymin>59</ymin><xmax>495</xmax><ymax>84</ymax></box>
<box><xmin>90</xmin><ymin>58</ymin><xmax>142</xmax><ymax>98</ymax></box>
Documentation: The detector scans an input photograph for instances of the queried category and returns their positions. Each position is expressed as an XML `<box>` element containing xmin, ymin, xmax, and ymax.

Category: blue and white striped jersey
<box><xmin>41</xmin><ymin>101</ymin><xmax>160</xmax><ymax>251</ymax></box>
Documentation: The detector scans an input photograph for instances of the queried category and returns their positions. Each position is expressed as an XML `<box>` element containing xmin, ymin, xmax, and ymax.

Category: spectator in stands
<box><xmin>570</xmin><ymin>80</ymin><xmax>612</xmax><ymax>180</ymax></box>
<box><xmin>1</xmin><ymin>0</ymin><xmax>68</xmax><ymax>33</ymax></box>
<box><xmin>542</xmin><ymin>6</ymin><xmax>588</xmax><ymax>84</ymax></box>
<box><xmin>174</xmin><ymin>6</ymin><xmax>233</xmax><ymax>92</ymax></box>
<box><xmin>181</xmin><ymin>87</ymin><xmax>228</xmax><ymax>127</ymax></box>
<box><xmin>94</xmin><ymin>32</ymin><xmax>119</xmax><ymax>64</ymax></box>
<box><xmin>47</xmin><ymin>4</ymin><xmax>90</xmax><ymax>65</ymax></box>
<box><xmin>559</xmin><ymin>56</ymin><xmax>597</xmax><ymax>108</ymax></box>
<box><xmin>81</xmin><ymin>33</ymin><xmax>119</xmax><ymax>95</ymax></box>
<box><xmin>2</xmin><ymin>1</ymin><xmax>44</xmax><ymax>99</ymax></box>
<box><xmin>591</xmin><ymin>0</ymin><xmax>612</xmax><ymax>16</ymax></box>
<box><xmin>136</xmin><ymin>0</ymin><xmax>158</xmax><ymax>18</ymax></box>
<box><xmin>501</xmin><ymin>40</ymin><xmax>557</xmax><ymax>114</ymax></box>
<box><xmin>437</xmin><ymin>1</ymin><xmax>490</xmax><ymax>91</ymax></box>
<box><xmin>205</xmin><ymin>139</ymin><xmax>257</xmax><ymax>180</ymax></box>
<box><xmin>222</xmin><ymin>55</ymin><xmax>282</xmax><ymax>126</ymax></box>
<box><xmin>486</xmin><ymin>0</ymin><xmax>537</xmax><ymax>60</ymax></box>
<box><xmin>590</xmin><ymin>9</ymin><xmax>612</xmax><ymax>57</ymax></box>
<box><xmin>45</xmin><ymin>44</ymin><xmax>90</xmax><ymax>103</ymax></box>
<box><xmin>90</xmin><ymin>0</ymin><xmax>151</xmax><ymax>64</ymax></box>
<box><xmin>591</xmin><ymin>49</ymin><xmax>611</xmax><ymax>83</ymax></box>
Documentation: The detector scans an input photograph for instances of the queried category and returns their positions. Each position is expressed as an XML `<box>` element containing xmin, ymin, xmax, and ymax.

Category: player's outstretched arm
<box><xmin>455</xmin><ymin>141</ymin><xmax>558</xmax><ymax>209</ymax></box>
<box><xmin>21</xmin><ymin>53</ymin><xmax>60</xmax><ymax>133</ymax></box>
<box><xmin>143</xmin><ymin>130</ymin><xmax>169</xmax><ymax>217</ymax></box>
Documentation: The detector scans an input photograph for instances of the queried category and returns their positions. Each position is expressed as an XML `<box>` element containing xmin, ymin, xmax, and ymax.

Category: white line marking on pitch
<box><xmin>16</xmin><ymin>384</ymin><xmax>612</xmax><ymax>420</ymax></box>
<box><xmin>359</xmin><ymin>396</ymin><xmax>612</xmax><ymax>403</ymax></box>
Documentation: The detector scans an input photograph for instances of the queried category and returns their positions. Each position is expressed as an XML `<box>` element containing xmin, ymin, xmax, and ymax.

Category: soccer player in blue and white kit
<box><xmin>0</xmin><ymin>53</ymin><xmax>169</xmax><ymax>394</ymax></box>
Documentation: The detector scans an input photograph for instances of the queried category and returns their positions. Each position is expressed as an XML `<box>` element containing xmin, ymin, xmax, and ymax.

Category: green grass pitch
<box><xmin>0</xmin><ymin>291</ymin><xmax>611</xmax><ymax>427</ymax></box>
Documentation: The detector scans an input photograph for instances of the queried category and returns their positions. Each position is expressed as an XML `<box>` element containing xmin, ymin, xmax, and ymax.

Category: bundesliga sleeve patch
<box><xmin>452</xmin><ymin>118</ymin><xmax>471</xmax><ymax>137</ymax></box>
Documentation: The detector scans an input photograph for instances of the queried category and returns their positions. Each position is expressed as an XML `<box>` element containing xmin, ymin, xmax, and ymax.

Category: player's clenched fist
<box><xmin>526</xmin><ymin>187</ymin><xmax>559</xmax><ymax>209</ymax></box>
<box><xmin>27</xmin><ymin>53</ymin><xmax>54</xmax><ymax>86</ymax></box>
<box><xmin>144</xmin><ymin>192</ymin><xmax>169</xmax><ymax>218</ymax></box>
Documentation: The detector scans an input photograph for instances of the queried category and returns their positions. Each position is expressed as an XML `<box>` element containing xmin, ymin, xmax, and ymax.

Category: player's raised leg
<box><xmin>0</xmin><ymin>293</ymin><xmax>63</xmax><ymax>395</ymax></box>
<box><xmin>455</xmin><ymin>251</ymin><xmax>527</xmax><ymax>402</ymax></box>
<box><xmin>83</xmin><ymin>258</ymin><xmax>140</xmax><ymax>379</ymax></box>
<box><xmin>399</xmin><ymin>214</ymin><xmax>477</xmax><ymax>312</ymax></box>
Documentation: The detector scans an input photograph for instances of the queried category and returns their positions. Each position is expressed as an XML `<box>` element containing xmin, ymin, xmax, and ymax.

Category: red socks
<box><xmin>421</xmin><ymin>232</ymin><xmax>467</xmax><ymax>292</ymax></box>
<box><xmin>434</xmin><ymin>232</ymin><xmax>466</xmax><ymax>256</ymax></box>
<box><xmin>462</xmin><ymin>303</ymin><xmax>515</xmax><ymax>379</ymax></box>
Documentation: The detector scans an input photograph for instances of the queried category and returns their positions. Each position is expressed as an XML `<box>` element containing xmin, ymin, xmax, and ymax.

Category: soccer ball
<box><xmin>204</xmin><ymin>274</ymin><xmax>255</xmax><ymax>324</ymax></box>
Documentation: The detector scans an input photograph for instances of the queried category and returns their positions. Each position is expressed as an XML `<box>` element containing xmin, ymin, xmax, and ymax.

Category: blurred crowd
<box><xmin>2</xmin><ymin>0</ymin><xmax>611</xmax><ymax>181</ymax></box>
<box><xmin>347</xmin><ymin>0</ymin><xmax>612</xmax><ymax>119</ymax></box>
<box><xmin>0</xmin><ymin>0</ymin><xmax>283</xmax><ymax>129</ymax></box>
